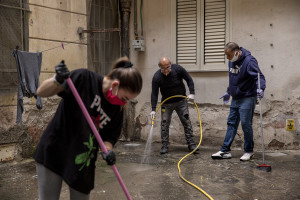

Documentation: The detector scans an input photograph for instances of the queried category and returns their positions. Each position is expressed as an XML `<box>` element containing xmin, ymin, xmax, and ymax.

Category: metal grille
<box><xmin>89</xmin><ymin>0</ymin><xmax>120</xmax><ymax>75</ymax></box>
<box><xmin>176</xmin><ymin>0</ymin><xmax>197</xmax><ymax>65</ymax></box>
<box><xmin>204</xmin><ymin>0</ymin><xmax>226</xmax><ymax>64</ymax></box>
<box><xmin>0</xmin><ymin>0</ymin><xmax>28</xmax><ymax>90</ymax></box>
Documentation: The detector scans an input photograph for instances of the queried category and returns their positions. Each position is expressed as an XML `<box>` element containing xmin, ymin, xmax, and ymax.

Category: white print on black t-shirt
<box><xmin>90</xmin><ymin>95</ymin><xmax>111</xmax><ymax>129</ymax></box>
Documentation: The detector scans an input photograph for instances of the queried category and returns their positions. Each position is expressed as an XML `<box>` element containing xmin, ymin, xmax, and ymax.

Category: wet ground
<box><xmin>1</xmin><ymin>141</ymin><xmax>300</xmax><ymax>200</ymax></box>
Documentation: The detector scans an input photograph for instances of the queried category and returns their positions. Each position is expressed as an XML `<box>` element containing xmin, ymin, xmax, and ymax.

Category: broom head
<box><xmin>257</xmin><ymin>163</ymin><xmax>272</xmax><ymax>172</ymax></box>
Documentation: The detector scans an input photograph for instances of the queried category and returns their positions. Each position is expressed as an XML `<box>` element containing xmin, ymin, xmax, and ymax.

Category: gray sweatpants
<box><xmin>36</xmin><ymin>163</ymin><xmax>90</xmax><ymax>200</ymax></box>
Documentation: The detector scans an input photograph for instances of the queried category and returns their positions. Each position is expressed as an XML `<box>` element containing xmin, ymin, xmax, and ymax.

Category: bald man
<box><xmin>150</xmin><ymin>57</ymin><xmax>198</xmax><ymax>154</ymax></box>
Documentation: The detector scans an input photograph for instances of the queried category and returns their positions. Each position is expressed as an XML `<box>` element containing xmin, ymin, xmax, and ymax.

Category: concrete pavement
<box><xmin>1</xmin><ymin>141</ymin><xmax>300</xmax><ymax>200</ymax></box>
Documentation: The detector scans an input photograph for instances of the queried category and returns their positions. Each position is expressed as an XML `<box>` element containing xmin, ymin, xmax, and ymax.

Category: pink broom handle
<box><xmin>66</xmin><ymin>78</ymin><xmax>132</xmax><ymax>200</ymax></box>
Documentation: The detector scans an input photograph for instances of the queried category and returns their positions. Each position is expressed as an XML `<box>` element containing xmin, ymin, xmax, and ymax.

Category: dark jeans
<box><xmin>161</xmin><ymin>99</ymin><xmax>195</xmax><ymax>146</ymax></box>
<box><xmin>220</xmin><ymin>96</ymin><xmax>256</xmax><ymax>153</ymax></box>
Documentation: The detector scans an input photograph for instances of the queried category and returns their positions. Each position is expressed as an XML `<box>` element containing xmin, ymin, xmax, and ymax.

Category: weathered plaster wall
<box><xmin>0</xmin><ymin>0</ymin><xmax>88</xmax><ymax>161</ymax></box>
<box><xmin>130</xmin><ymin>0</ymin><xmax>300</xmax><ymax>150</ymax></box>
<box><xmin>232</xmin><ymin>0</ymin><xmax>300</xmax><ymax>102</ymax></box>
<box><xmin>1</xmin><ymin>0</ymin><xmax>299</xmax><ymax>162</ymax></box>
<box><xmin>28</xmin><ymin>0</ymin><xmax>88</xmax><ymax>82</ymax></box>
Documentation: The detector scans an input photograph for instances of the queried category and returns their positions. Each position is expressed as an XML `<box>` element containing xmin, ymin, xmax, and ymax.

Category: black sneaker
<box><xmin>160</xmin><ymin>146</ymin><xmax>168</xmax><ymax>155</ymax></box>
<box><xmin>188</xmin><ymin>144</ymin><xmax>199</xmax><ymax>152</ymax></box>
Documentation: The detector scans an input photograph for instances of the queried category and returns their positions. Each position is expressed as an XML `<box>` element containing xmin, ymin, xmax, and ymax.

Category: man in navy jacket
<box><xmin>212</xmin><ymin>42</ymin><xmax>266</xmax><ymax>161</ymax></box>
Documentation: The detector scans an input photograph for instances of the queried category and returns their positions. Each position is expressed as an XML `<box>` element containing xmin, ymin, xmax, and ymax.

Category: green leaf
<box><xmin>83</xmin><ymin>142</ymin><xmax>89</xmax><ymax>147</ymax></box>
<box><xmin>89</xmin><ymin>135</ymin><xmax>93</xmax><ymax>146</ymax></box>
<box><xmin>75</xmin><ymin>153</ymin><xmax>88</xmax><ymax>164</ymax></box>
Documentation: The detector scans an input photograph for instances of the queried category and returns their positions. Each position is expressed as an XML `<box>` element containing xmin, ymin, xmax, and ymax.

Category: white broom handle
<box><xmin>258</xmin><ymin>72</ymin><xmax>265</xmax><ymax>163</ymax></box>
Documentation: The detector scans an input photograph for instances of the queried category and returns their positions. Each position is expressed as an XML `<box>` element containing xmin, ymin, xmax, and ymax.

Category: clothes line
<box><xmin>9</xmin><ymin>37</ymin><xmax>87</xmax><ymax>123</ymax></box>
<box><xmin>40</xmin><ymin>36</ymin><xmax>87</xmax><ymax>53</ymax></box>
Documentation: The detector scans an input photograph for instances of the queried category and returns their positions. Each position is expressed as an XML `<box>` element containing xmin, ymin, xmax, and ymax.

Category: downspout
<box><xmin>134</xmin><ymin>0</ymin><xmax>138</xmax><ymax>39</ymax></box>
<box><xmin>120</xmin><ymin>0</ymin><xmax>131</xmax><ymax>57</ymax></box>
<box><xmin>119</xmin><ymin>0</ymin><xmax>137</xmax><ymax>141</ymax></box>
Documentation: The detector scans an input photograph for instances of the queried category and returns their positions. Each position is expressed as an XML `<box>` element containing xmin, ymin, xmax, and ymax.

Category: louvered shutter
<box><xmin>176</xmin><ymin>0</ymin><xmax>197</xmax><ymax>65</ymax></box>
<box><xmin>204</xmin><ymin>0</ymin><xmax>226</xmax><ymax>64</ymax></box>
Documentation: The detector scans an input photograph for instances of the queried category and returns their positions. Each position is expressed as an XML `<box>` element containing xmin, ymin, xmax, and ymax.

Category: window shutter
<box><xmin>204</xmin><ymin>0</ymin><xmax>226</xmax><ymax>64</ymax></box>
<box><xmin>176</xmin><ymin>0</ymin><xmax>197</xmax><ymax>65</ymax></box>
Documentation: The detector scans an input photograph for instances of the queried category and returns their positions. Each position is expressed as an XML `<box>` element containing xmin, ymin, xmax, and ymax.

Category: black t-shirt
<box><xmin>34</xmin><ymin>69</ymin><xmax>123</xmax><ymax>194</ymax></box>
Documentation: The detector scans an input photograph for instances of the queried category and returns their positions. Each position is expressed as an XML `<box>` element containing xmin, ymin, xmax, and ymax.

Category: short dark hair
<box><xmin>107</xmin><ymin>57</ymin><xmax>143</xmax><ymax>94</ymax></box>
<box><xmin>225</xmin><ymin>42</ymin><xmax>240</xmax><ymax>52</ymax></box>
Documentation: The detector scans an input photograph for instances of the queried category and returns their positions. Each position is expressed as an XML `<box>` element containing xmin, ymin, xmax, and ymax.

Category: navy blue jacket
<box><xmin>227</xmin><ymin>47</ymin><xmax>266</xmax><ymax>99</ymax></box>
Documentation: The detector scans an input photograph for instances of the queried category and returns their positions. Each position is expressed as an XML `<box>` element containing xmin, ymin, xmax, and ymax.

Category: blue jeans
<box><xmin>161</xmin><ymin>99</ymin><xmax>195</xmax><ymax>146</ymax></box>
<box><xmin>220</xmin><ymin>97</ymin><xmax>256</xmax><ymax>153</ymax></box>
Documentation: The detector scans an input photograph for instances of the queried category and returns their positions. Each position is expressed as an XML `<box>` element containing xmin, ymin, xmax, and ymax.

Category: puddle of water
<box><xmin>134</xmin><ymin>165</ymin><xmax>153</xmax><ymax>172</ymax></box>
<box><xmin>124</xmin><ymin>143</ymin><xmax>141</xmax><ymax>147</ymax></box>
<box><xmin>265</xmin><ymin>152</ymin><xmax>287</xmax><ymax>157</ymax></box>
<box><xmin>141</xmin><ymin>125</ymin><xmax>154</xmax><ymax>164</ymax></box>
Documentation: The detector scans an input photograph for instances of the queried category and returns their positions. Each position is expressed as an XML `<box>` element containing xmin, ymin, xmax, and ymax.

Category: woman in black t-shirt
<box><xmin>34</xmin><ymin>57</ymin><xmax>142</xmax><ymax>199</ymax></box>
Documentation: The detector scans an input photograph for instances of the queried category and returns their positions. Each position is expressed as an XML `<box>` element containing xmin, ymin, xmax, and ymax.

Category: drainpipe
<box><xmin>134</xmin><ymin>0</ymin><xmax>138</xmax><ymax>39</ymax></box>
<box><xmin>120</xmin><ymin>0</ymin><xmax>131</xmax><ymax>57</ymax></box>
<box><xmin>119</xmin><ymin>0</ymin><xmax>136</xmax><ymax>141</ymax></box>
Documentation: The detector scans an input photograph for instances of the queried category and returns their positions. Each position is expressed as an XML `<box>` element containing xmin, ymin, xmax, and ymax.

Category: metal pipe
<box><xmin>258</xmin><ymin>72</ymin><xmax>265</xmax><ymax>164</ymax></box>
<box><xmin>134</xmin><ymin>0</ymin><xmax>138</xmax><ymax>38</ymax></box>
<box><xmin>120</xmin><ymin>0</ymin><xmax>131</xmax><ymax>57</ymax></box>
<box><xmin>81</xmin><ymin>28</ymin><xmax>121</xmax><ymax>33</ymax></box>
<box><xmin>140</xmin><ymin>0</ymin><xmax>143</xmax><ymax>36</ymax></box>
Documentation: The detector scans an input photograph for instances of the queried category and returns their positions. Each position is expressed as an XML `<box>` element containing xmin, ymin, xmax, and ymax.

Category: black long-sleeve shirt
<box><xmin>151</xmin><ymin>64</ymin><xmax>195</xmax><ymax>111</ymax></box>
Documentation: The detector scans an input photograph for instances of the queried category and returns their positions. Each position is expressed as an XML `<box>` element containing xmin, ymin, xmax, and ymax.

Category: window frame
<box><xmin>171</xmin><ymin>0</ymin><xmax>231</xmax><ymax>72</ymax></box>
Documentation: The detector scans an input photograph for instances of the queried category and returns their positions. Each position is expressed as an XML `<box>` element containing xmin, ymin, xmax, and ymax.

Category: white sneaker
<box><xmin>211</xmin><ymin>151</ymin><xmax>232</xmax><ymax>159</ymax></box>
<box><xmin>240</xmin><ymin>153</ymin><xmax>254</xmax><ymax>161</ymax></box>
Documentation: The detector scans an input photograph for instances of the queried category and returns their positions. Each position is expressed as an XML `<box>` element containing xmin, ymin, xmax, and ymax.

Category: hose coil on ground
<box><xmin>154</xmin><ymin>95</ymin><xmax>214</xmax><ymax>200</ymax></box>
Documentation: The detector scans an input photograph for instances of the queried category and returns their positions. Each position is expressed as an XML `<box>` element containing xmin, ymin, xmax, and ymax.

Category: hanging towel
<box><xmin>12</xmin><ymin>49</ymin><xmax>43</xmax><ymax>124</ymax></box>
